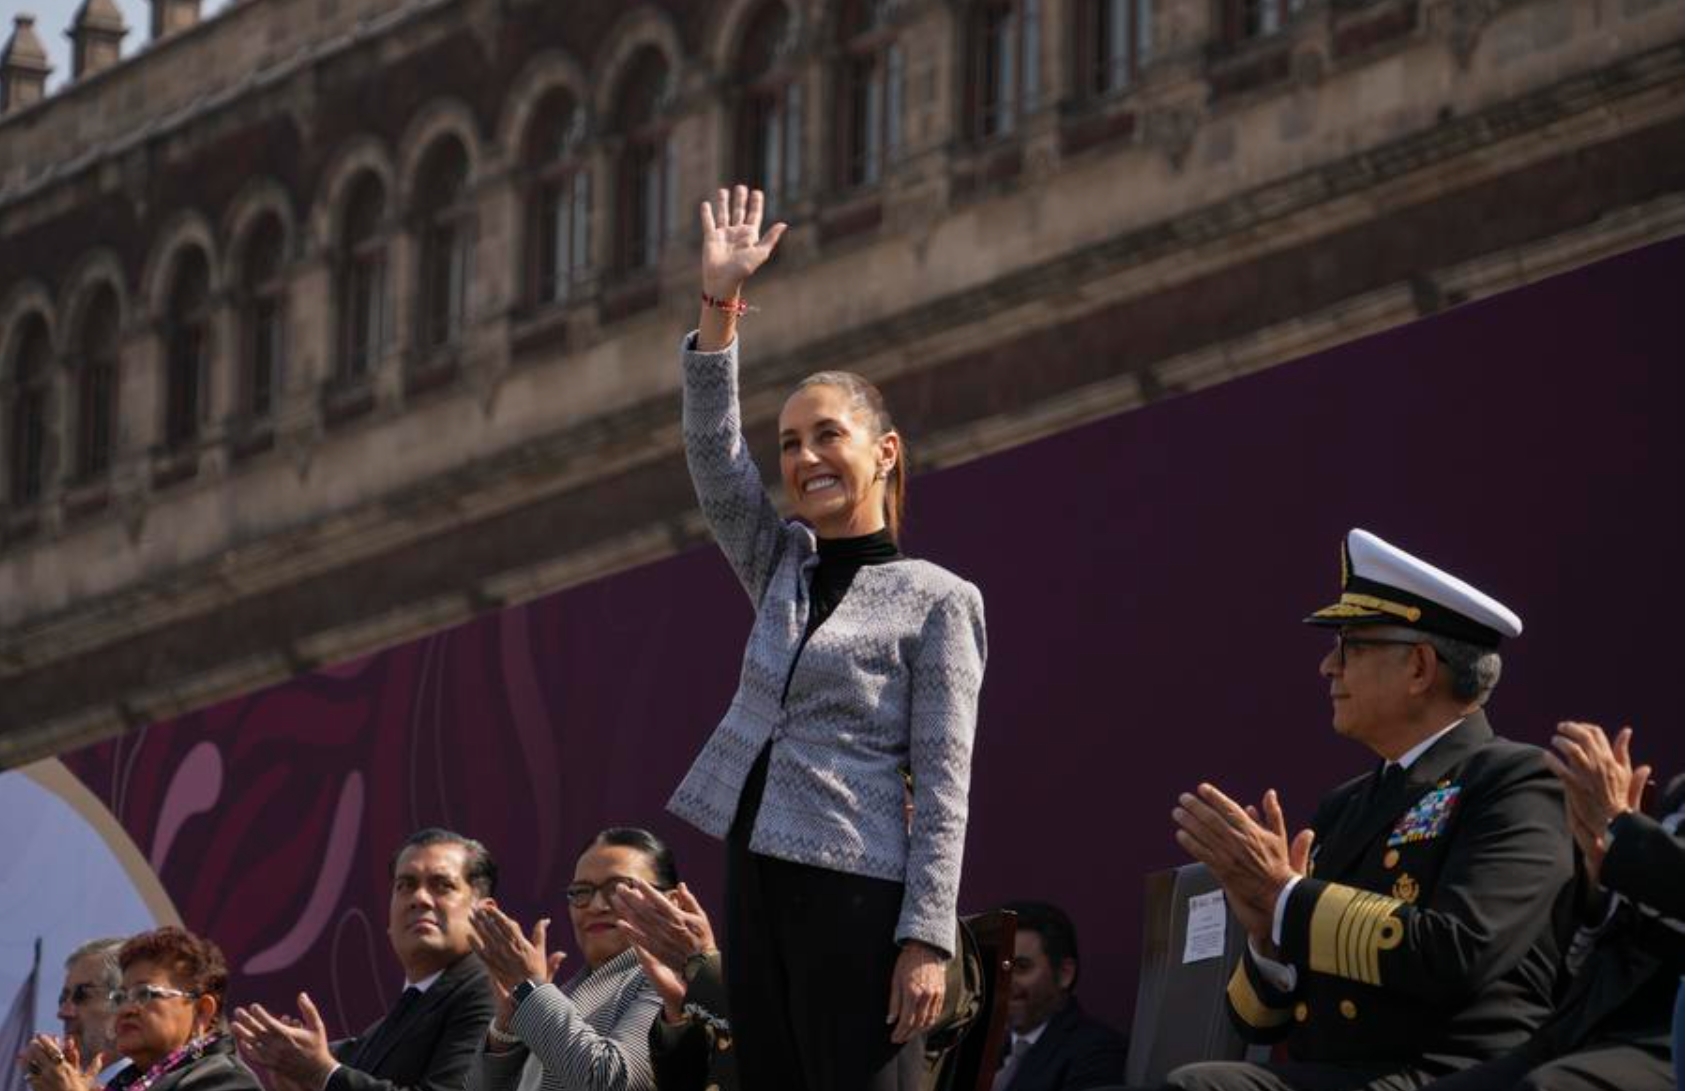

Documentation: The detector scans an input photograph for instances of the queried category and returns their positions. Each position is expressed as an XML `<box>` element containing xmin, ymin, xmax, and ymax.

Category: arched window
<box><xmin>337</xmin><ymin>173</ymin><xmax>388</xmax><ymax>379</ymax></box>
<box><xmin>1226</xmin><ymin>0</ymin><xmax>1303</xmax><ymax>43</ymax></box>
<box><xmin>7</xmin><ymin>313</ymin><xmax>52</xmax><ymax>506</ymax></box>
<box><xmin>1075</xmin><ymin>0</ymin><xmax>1151</xmax><ymax>99</ymax></box>
<box><xmin>239</xmin><ymin>215</ymin><xmax>287</xmax><ymax>420</ymax></box>
<box><xmin>835</xmin><ymin>0</ymin><xmax>902</xmax><ymax>190</ymax></box>
<box><xmin>735</xmin><ymin>2</ymin><xmax>802</xmax><ymax>216</ymax></box>
<box><xmin>613</xmin><ymin>48</ymin><xmax>674</xmax><ymax>275</ymax></box>
<box><xmin>966</xmin><ymin>0</ymin><xmax>1040</xmax><ymax>141</ymax></box>
<box><xmin>163</xmin><ymin>248</ymin><xmax>211</xmax><ymax>451</ymax></box>
<box><xmin>525</xmin><ymin>90</ymin><xmax>591</xmax><ymax>307</ymax></box>
<box><xmin>75</xmin><ymin>286</ymin><xmax>120</xmax><ymax>480</ymax></box>
<box><xmin>415</xmin><ymin>138</ymin><xmax>474</xmax><ymax>352</ymax></box>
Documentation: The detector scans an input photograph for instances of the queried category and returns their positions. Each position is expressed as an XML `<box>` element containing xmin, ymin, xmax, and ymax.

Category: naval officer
<box><xmin>1162</xmin><ymin>529</ymin><xmax>1576</xmax><ymax>1091</ymax></box>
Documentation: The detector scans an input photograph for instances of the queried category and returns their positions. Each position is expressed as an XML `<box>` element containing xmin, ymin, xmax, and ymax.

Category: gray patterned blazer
<box><xmin>465</xmin><ymin>948</ymin><xmax>659</xmax><ymax>1091</ymax></box>
<box><xmin>665</xmin><ymin>334</ymin><xmax>988</xmax><ymax>954</ymax></box>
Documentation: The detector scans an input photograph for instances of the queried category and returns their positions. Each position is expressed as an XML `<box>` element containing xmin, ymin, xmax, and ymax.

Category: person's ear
<box><xmin>877</xmin><ymin>431</ymin><xmax>901</xmax><ymax>480</ymax></box>
<box><xmin>1055</xmin><ymin>958</ymin><xmax>1077</xmax><ymax>992</ymax></box>
<box><xmin>1407</xmin><ymin>643</ymin><xmax>1438</xmax><ymax>696</ymax></box>
<box><xmin>194</xmin><ymin>994</ymin><xmax>219</xmax><ymax>1033</ymax></box>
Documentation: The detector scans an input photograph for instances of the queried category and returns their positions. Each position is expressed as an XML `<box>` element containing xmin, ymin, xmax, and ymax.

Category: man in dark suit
<box><xmin>233</xmin><ymin>828</ymin><xmax>498</xmax><ymax>1091</ymax></box>
<box><xmin>1162</xmin><ymin>529</ymin><xmax>1577</xmax><ymax>1091</ymax></box>
<box><xmin>992</xmin><ymin>901</ymin><xmax>1127</xmax><ymax>1091</ymax></box>
<box><xmin>1420</xmin><ymin>724</ymin><xmax>1681</xmax><ymax>1091</ymax></box>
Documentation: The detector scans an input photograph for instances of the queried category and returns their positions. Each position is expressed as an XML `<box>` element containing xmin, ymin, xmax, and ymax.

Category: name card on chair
<box><xmin>1182</xmin><ymin>890</ymin><xmax>1228</xmax><ymax>963</ymax></box>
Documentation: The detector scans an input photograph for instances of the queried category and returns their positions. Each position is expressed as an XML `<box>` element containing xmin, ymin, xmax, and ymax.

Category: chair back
<box><xmin>1123</xmin><ymin>863</ymin><xmax>1252</xmax><ymax>1086</ymax></box>
<box><xmin>926</xmin><ymin>909</ymin><xmax>1016</xmax><ymax>1091</ymax></box>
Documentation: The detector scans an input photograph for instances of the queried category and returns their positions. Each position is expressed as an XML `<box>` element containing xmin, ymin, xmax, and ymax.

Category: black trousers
<box><xmin>1416</xmin><ymin>1038</ymin><xmax>1672</xmax><ymax>1091</ymax></box>
<box><xmin>724</xmin><ymin>746</ymin><xmax>925</xmax><ymax>1091</ymax></box>
<box><xmin>1161</xmin><ymin>1060</ymin><xmax>1436</xmax><ymax>1091</ymax></box>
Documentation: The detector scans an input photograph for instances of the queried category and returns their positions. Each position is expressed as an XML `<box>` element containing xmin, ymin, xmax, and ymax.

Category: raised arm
<box><xmin>682</xmin><ymin>186</ymin><xmax>793</xmax><ymax>603</ymax></box>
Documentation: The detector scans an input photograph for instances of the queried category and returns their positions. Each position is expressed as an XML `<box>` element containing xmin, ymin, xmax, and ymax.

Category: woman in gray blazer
<box><xmin>666</xmin><ymin>185</ymin><xmax>988</xmax><ymax>1091</ymax></box>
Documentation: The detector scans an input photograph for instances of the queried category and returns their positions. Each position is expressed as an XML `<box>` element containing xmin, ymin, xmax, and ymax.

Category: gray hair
<box><xmin>65</xmin><ymin>937</ymin><xmax>125</xmax><ymax>990</ymax></box>
<box><xmin>1420</xmin><ymin>633</ymin><xmax>1503</xmax><ymax>706</ymax></box>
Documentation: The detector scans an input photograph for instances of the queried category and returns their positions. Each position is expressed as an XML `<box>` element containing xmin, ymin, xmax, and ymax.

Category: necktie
<box><xmin>1370</xmin><ymin>762</ymin><xmax>1405</xmax><ymax>808</ymax></box>
<box><xmin>991</xmin><ymin>1035</ymin><xmax>1031</xmax><ymax>1091</ymax></box>
<box><xmin>356</xmin><ymin>986</ymin><xmax>423</xmax><ymax>1069</ymax></box>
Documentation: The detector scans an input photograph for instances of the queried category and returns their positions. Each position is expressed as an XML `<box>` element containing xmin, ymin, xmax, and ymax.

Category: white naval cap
<box><xmin>1304</xmin><ymin>528</ymin><xmax>1522</xmax><ymax>648</ymax></box>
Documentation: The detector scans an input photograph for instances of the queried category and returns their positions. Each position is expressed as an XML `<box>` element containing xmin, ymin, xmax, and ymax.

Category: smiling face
<box><xmin>568</xmin><ymin>844</ymin><xmax>660</xmax><ymax>969</ymax></box>
<box><xmin>1006</xmin><ymin>931</ymin><xmax>1073</xmax><ymax>1035</ymax></box>
<box><xmin>111</xmin><ymin>960</ymin><xmax>214</xmax><ymax>1070</ymax></box>
<box><xmin>388</xmin><ymin>841</ymin><xmax>479</xmax><ymax>981</ymax></box>
<box><xmin>778</xmin><ymin>384</ymin><xmax>898</xmax><ymax>539</ymax></box>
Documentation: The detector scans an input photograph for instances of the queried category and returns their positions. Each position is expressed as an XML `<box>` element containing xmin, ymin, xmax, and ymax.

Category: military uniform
<box><xmin>1164</xmin><ymin>530</ymin><xmax>1577</xmax><ymax>1091</ymax></box>
<box><xmin>1223</xmin><ymin>711</ymin><xmax>1575</xmax><ymax>1075</ymax></box>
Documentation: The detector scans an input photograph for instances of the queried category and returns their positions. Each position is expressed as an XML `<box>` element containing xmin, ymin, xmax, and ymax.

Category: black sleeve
<box><xmin>648</xmin><ymin>1017</ymin><xmax>711</xmax><ymax>1091</ymax></box>
<box><xmin>1602</xmin><ymin>809</ymin><xmax>1683</xmax><ymax>921</ymax></box>
<box><xmin>327</xmin><ymin>982</ymin><xmax>496</xmax><ymax>1091</ymax></box>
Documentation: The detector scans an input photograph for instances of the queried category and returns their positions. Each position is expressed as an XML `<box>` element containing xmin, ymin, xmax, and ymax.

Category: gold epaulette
<box><xmin>1307</xmin><ymin>882</ymin><xmax>1406</xmax><ymax>986</ymax></box>
<box><xmin>1227</xmin><ymin>959</ymin><xmax>1291</xmax><ymax>1029</ymax></box>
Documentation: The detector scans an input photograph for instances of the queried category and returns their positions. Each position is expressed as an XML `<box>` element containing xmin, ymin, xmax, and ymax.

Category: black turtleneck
<box><xmin>804</xmin><ymin>527</ymin><xmax>903</xmax><ymax>640</ymax></box>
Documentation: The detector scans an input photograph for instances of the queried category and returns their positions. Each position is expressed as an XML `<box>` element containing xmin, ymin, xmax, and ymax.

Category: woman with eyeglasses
<box><xmin>19</xmin><ymin>927</ymin><xmax>259</xmax><ymax>1091</ymax></box>
<box><xmin>464</xmin><ymin>828</ymin><xmax>671</xmax><ymax>1091</ymax></box>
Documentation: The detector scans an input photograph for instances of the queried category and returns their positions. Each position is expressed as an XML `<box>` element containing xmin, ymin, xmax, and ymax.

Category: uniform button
<box><xmin>1340</xmin><ymin>999</ymin><xmax>1358</xmax><ymax>1020</ymax></box>
<box><xmin>1293</xmin><ymin>1003</ymin><xmax>1309</xmax><ymax>1023</ymax></box>
<box><xmin>1383</xmin><ymin>849</ymin><xmax>1400</xmax><ymax>869</ymax></box>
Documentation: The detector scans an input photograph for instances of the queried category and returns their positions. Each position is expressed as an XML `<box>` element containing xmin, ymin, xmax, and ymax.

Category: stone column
<box><xmin>0</xmin><ymin>15</ymin><xmax>51</xmax><ymax>114</ymax></box>
<box><xmin>69</xmin><ymin>0</ymin><xmax>127</xmax><ymax>81</ymax></box>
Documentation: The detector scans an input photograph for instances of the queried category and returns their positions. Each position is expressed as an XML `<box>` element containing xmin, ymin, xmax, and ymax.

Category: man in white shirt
<box><xmin>992</xmin><ymin>901</ymin><xmax>1126</xmax><ymax>1091</ymax></box>
<box><xmin>1161</xmin><ymin>529</ymin><xmax>1575</xmax><ymax>1091</ymax></box>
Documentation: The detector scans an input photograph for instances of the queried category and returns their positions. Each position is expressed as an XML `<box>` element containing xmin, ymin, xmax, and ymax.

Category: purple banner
<box><xmin>40</xmin><ymin>239</ymin><xmax>1684</xmax><ymax>1040</ymax></box>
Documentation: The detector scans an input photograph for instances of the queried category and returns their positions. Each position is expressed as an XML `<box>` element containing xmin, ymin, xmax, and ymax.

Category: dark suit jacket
<box><xmin>1530</xmin><ymin>775</ymin><xmax>1683</xmax><ymax>1056</ymax></box>
<box><xmin>1001</xmin><ymin>1000</ymin><xmax>1128</xmax><ymax>1091</ymax></box>
<box><xmin>1225</xmin><ymin>713</ymin><xmax>1577</xmax><ymax>1070</ymax></box>
<box><xmin>328</xmin><ymin>953</ymin><xmax>495</xmax><ymax>1091</ymax></box>
<box><xmin>115</xmin><ymin>1038</ymin><xmax>261</xmax><ymax>1091</ymax></box>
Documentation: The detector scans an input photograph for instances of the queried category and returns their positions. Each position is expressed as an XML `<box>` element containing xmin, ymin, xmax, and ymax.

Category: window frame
<box><xmin>6</xmin><ymin>314</ymin><xmax>52</xmax><ymax>507</ymax></box>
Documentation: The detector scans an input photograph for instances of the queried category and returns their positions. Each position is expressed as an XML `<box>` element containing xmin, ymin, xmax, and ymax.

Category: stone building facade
<box><xmin>0</xmin><ymin>0</ymin><xmax>1679</xmax><ymax>766</ymax></box>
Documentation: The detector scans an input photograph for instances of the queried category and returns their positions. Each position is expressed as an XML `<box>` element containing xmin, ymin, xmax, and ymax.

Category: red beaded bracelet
<box><xmin>701</xmin><ymin>291</ymin><xmax>752</xmax><ymax>317</ymax></box>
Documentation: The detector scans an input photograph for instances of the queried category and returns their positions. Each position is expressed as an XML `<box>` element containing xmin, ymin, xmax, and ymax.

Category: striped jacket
<box><xmin>466</xmin><ymin>949</ymin><xmax>659</xmax><ymax>1091</ymax></box>
<box><xmin>665</xmin><ymin>335</ymin><xmax>988</xmax><ymax>954</ymax></box>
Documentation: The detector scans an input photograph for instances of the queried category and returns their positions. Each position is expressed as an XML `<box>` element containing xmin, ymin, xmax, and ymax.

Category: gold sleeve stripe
<box><xmin>1309</xmin><ymin>882</ymin><xmax>1406</xmax><ymax>985</ymax></box>
<box><xmin>1227</xmin><ymin>960</ymin><xmax>1291</xmax><ymax>1029</ymax></box>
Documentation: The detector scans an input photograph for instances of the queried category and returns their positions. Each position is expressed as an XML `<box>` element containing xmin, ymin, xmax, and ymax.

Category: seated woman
<box><xmin>465</xmin><ymin>828</ymin><xmax>671</xmax><ymax>1091</ymax></box>
<box><xmin>19</xmin><ymin>927</ymin><xmax>259</xmax><ymax>1091</ymax></box>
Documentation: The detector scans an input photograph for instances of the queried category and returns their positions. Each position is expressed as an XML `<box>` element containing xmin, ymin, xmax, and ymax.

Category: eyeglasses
<box><xmin>107</xmin><ymin>985</ymin><xmax>199</xmax><ymax>1009</ymax></box>
<box><xmin>1332</xmin><ymin>633</ymin><xmax>1425</xmax><ymax>668</ymax></box>
<box><xmin>562</xmin><ymin>877</ymin><xmax>672</xmax><ymax>909</ymax></box>
<box><xmin>58</xmin><ymin>983</ymin><xmax>103</xmax><ymax>1007</ymax></box>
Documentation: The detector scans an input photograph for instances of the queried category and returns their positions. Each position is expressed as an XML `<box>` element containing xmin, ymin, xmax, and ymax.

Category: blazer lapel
<box><xmin>358</xmin><ymin>954</ymin><xmax>476</xmax><ymax>1073</ymax></box>
<box><xmin>1315</xmin><ymin>714</ymin><xmax>1493</xmax><ymax>881</ymax></box>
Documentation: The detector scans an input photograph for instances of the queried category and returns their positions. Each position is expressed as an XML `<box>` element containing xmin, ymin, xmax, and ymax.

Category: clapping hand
<box><xmin>1173</xmin><ymin>784</ymin><xmax>1314</xmax><ymax>954</ymax></box>
<box><xmin>1542</xmin><ymin>721</ymin><xmax>1651</xmax><ymax>887</ymax></box>
<box><xmin>19</xmin><ymin>1034</ymin><xmax>99</xmax><ymax>1091</ymax></box>
<box><xmin>468</xmin><ymin>903</ymin><xmax>566</xmax><ymax>1034</ymax></box>
<box><xmin>610</xmin><ymin>879</ymin><xmax>715</xmax><ymax>1022</ymax></box>
<box><xmin>231</xmin><ymin>995</ymin><xmax>336</xmax><ymax>1087</ymax></box>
